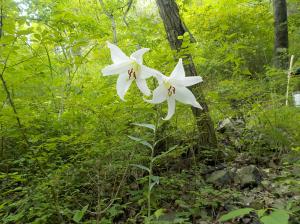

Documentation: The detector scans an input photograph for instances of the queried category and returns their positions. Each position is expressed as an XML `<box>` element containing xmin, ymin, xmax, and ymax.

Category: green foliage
<box><xmin>260</xmin><ymin>210</ymin><xmax>289</xmax><ymax>224</ymax></box>
<box><xmin>73</xmin><ymin>205</ymin><xmax>89</xmax><ymax>223</ymax></box>
<box><xmin>219</xmin><ymin>208</ymin><xmax>290</xmax><ymax>224</ymax></box>
<box><xmin>219</xmin><ymin>208</ymin><xmax>254</xmax><ymax>222</ymax></box>
<box><xmin>0</xmin><ymin>0</ymin><xmax>299</xmax><ymax>223</ymax></box>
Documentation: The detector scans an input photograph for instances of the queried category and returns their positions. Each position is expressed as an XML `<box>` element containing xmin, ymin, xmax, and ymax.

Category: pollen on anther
<box><xmin>128</xmin><ymin>68</ymin><xmax>133</xmax><ymax>78</ymax></box>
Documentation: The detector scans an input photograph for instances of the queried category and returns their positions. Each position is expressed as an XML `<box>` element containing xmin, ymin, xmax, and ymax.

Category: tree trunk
<box><xmin>156</xmin><ymin>0</ymin><xmax>217</xmax><ymax>148</ymax></box>
<box><xmin>273</xmin><ymin>0</ymin><xmax>289</xmax><ymax>69</ymax></box>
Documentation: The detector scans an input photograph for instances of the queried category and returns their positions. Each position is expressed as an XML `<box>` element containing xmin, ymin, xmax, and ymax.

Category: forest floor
<box><xmin>117</xmin><ymin>119</ymin><xmax>300</xmax><ymax>224</ymax></box>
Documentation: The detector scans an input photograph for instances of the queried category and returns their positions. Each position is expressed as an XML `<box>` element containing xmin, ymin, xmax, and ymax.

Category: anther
<box><xmin>128</xmin><ymin>68</ymin><xmax>133</xmax><ymax>78</ymax></box>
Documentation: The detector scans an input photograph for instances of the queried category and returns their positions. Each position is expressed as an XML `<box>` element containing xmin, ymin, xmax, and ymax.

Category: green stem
<box><xmin>148</xmin><ymin>151</ymin><xmax>153</xmax><ymax>219</ymax></box>
<box><xmin>147</xmin><ymin>107</ymin><xmax>160</xmax><ymax>220</ymax></box>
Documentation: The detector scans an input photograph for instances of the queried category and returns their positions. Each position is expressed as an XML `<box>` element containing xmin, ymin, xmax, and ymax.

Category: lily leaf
<box><xmin>128</xmin><ymin>135</ymin><xmax>153</xmax><ymax>150</ymax></box>
<box><xmin>149</xmin><ymin>176</ymin><xmax>160</xmax><ymax>191</ymax></box>
<box><xmin>132</xmin><ymin>123</ymin><xmax>155</xmax><ymax>131</ymax></box>
<box><xmin>130</xmin><ymin>164</ymin><xmax>150</xmax><ymax>173</ymax></box>
<box><xmin>152</xmin><ymin>145</ymin><xmax>178</xmax><ymax>162</ymax></box>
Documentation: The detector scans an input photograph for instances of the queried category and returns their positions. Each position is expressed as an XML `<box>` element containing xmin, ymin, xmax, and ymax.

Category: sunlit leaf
<box><xmin>219</xmin><ymin>208</ymin><xmax>254</xmax><ymax>222</ymax></box>
<box><xmin>260</xmin><ymin>210</ymin><xmax>289</xmax><ymax>224</ymax></box>
<box><xmin>132</xmin><ymin>123</ymin><xmax>155</xmax><ymax>131</ymax></box>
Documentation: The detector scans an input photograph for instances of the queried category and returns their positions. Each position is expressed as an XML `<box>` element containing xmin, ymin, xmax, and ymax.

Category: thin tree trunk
<box><xmin>156</xmin><ymin>0</ymin><xmax>217</xmax><ymax>148</ymax></box>
<box><xmin>0</xmin><ymin>5</ymin><xmax>30</xmax><ymax>146</ymax></box>
<box><xmin>273</xmin><ymin>0</ymin><xmax>289</xmax><ymax>69</ymax></box>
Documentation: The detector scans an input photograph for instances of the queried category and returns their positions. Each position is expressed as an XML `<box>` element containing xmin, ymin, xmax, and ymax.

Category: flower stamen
<box><xmin>167</xmin><ymin>86</ymin><xmax>176</xmax><ymax>96</ymax></box>
<box><xmin>128</xmin><ymin>68</ymin><xmax>134</xmax><ymax>79</ymax></box>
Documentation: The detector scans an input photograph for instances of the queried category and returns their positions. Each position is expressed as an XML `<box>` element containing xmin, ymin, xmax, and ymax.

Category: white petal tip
<box><xmin>101</xmin><ymin>70</ymin><xmax>111</xmax><ymax>76</ymax></box>
<box><xmin>101</xmin><ymin>70</ymin><xmax>107</xmax><ymax>76</ymax></box>
<box><xmin>194</xmin><ymin>102</ymin><xmax>203</xmax><ymax>109</ymax></box>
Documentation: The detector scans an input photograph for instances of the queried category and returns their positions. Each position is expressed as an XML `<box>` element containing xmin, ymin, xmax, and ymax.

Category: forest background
<box><xmin>0</xmin><ymin>0</ymin><xmax>300</xmax><ymax>223</ymax></box>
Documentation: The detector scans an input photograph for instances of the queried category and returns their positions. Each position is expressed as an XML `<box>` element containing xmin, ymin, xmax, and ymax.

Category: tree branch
<box><xmin>123</xmin><ymin>0</ymin><xmax>133</xmax><ymax>27</ymax></box>
<box><xmin>0</xmin><ymin>39</ymin><xmax>30</xmax><ymax>146</ymax></box>
<box><xmin>98</xmin><ymin>0</ymin><xmax>117</xmax><ymax>44</ymax></box>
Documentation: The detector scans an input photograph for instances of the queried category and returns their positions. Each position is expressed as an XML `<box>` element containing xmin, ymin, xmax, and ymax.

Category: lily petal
<box><xmin>140</xmin><ymin>65</ymin><xmax>162</xmax><ymax>79</ymax></box>
<box><xmin>136</xmin><ymin>78</ymin><xmax>151</xmax><ymax>96</ymax></box>
<box><xmin>107</xmin><ymin>42</ymin><xmax>129</xmax><ymax>64</ymax></box>
<box><xmin>144</xmin><ymin>85</ymin><xmax>167</xmax><ymax>104</ymax></box>
<box><xmin>172</xmin><ymin>76</ymin><xmax>203</xmax><ymax>87</ymax></box>
<box><xmin>170</xmin><ymin>58</ymin><xmax>185</xmax><ymax>79</ymax></box>
<box><xmin>175</xmin><ymin>86</ymin><xmax>203</xmax><ymax>109</ymax></box>
<box><xmin>163</xmin><ymin>96</ymin><xmax>176</xmax><ymax>120</ymax></box>
<box><xmin>102</xmin><ymin>61</ymin><xmax>132</xmax><ymax>76</ymax></box>
<box><xmin>155</xmin><ymin>73</ymin><xmax>167</xmax><ymax>84</ymax></box>
<box><xmin>116</xmin><ymin>74</ymin><xmax>133</xmax><ymax>101</ymax></box>
<box><xmin>130</xmin><ymin>48</ymin><xmax>150</xmax><ymax>64</ymax></box>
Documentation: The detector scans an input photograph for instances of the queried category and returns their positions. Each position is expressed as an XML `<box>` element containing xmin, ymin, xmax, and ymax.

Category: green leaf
<box><xmin>152</xmin><ymin>145</ymin><xmax>178</xmax><ymax>162</ymax></box>
<box><xmin>257</xmin><ymin>209</ymin><xmax>267</xmax><ymax>218</ymax></box>
<box><xmin>130</xmin><ymin>164</ymin><xmax>150</xmax><ymax>173</ymax></box>
<box><xmin>33</xmin><ymin>33</ymin><xmax>41</xmax><ymax>40</ymax></box>
<box><xmin>73</xmin><ymin>205</ymin><xmax>89</xmax><ymax>223</ymax></box>
<box><xmin>219</xmin><ymin>208</ymin><xmax>254</xmax><ymax>222</ymax></box>
<box><xmin>17</xmin><ymin>29</ymin><xmax>33</xmax><ymax>36</ymax></box>
<box><xmin>3</xmin><ymin>212</ymin><xmax>25</xmax><ymax>222</ymax></box>
<box><xmin>260</xmin><ymin>210</ymin><xmax>289</xmax><ymax>224</ymax></box>
<box><xmin>154</xmin><ymin>208</ymin><xmax>166</xmax><ymax>219</ymax></box>
<box><xmin>132</xmin><ymin>123</ymin><xmax>155</xmax><ymax>131</ymax></box>
<box><xmin>127</xmin><ymin>135</ymin><xmax>153</xmax><ymax>149</ymax></box>
<box><xmin>149</xmin><ymin>175</ymin><xmax>160</xmax><ymax>191</ymax></box>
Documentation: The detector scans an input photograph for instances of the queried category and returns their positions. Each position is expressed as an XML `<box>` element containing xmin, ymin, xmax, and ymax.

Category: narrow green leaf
<box><xmin>152</xmin><ymin>145</ymin><xmax>178</xmax><ymax>162</ymax></box>
<box><xmin>219</xmin><ymin>208</ymin><xmax>254</xmax><ymax>222</ymax></box>
<box><xmin>149</xmin><ymin>176</ymin><xmax>159</xmax><ymax>191</ymax></box>
<box><xmin>127</xmin><ymin>135</ymin><xmax>153</xmax><ymax>149</ymax></box>
<box><xmin>130</xmin><ymin>164</ymin><xmax>150</xmax><ymax>173</ymax></box>
<box><xmin>132</xmin><ymin>123</ymin><xmax>155</xmax><ymax>131</ymax></box>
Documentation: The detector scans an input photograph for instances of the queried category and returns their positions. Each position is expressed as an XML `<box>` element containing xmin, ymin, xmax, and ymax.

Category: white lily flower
<box><xmin>145</xmin><ymin>59</ymin><xmax>203</xmax><ymax>120</ymax></box>
<box><xmin>102</xmin><ymin>42</ymin><xmax>161</xmax><ymax>101</ymax></box>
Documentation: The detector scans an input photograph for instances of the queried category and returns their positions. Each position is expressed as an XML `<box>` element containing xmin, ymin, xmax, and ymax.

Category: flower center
<box><xmin>168</xmin><ymin>86</ymin><xmax>176</xmax><ymax>96</ymax></box>
<box><xmin>164</xmin><ymin>81</ymin><xmax>176</xmax><ymax>96</ymax></box>
<box><xmin>127</xmin><ymin>62</ymin><xmax>140</xmax><ymax>80</ymax></box>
